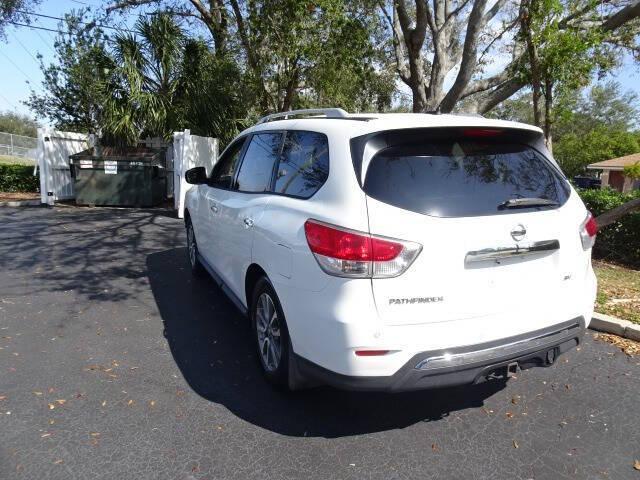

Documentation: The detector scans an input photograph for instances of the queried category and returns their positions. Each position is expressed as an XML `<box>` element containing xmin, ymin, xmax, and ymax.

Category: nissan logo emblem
<box><xmin>511</xmin><ymin>224</ymin><xmax>527</xmax><ymax>241</ymax></box>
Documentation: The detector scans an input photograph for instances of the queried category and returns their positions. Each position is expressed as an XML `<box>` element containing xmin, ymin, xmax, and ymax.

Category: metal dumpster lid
<box><xmin>69</xmin><ymin>146</ymin><xmax>162</xmax><ymax>162</ymax></box>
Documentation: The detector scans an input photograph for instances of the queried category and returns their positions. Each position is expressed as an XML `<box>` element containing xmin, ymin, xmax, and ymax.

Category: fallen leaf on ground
<box><xmin>101</xmin><ymin>400</ymin><xmax>107</xmax><ymax>407</ymax></box>
<box><xmin>127</xmin><ymin>399</ymin><xmax>134</xmax><ymax>406</ymax></box>
<box><xmin>55</xmin><ymin>399</ymin><xmax>66</xmax><ymax>405</ymax></box>
<box><xmin>149</xmin><ymin>400</ymin><xmax>155</xmax><ymax>407</ymax></box>
<box><xmin>511</xmin><ymin>396</ymin><xmax>520</xmax><ymax>405</ymax></box>
<box><xmin>594</xmin><ymin>333</ymin><xmax>640</xmax><ymax>356</ymax></box>
<box><xmin>431</xmin><ymin>443</ymin><xmax>438</xmax><ymax>452</ymax></box>
<box><xmin>53</xmin><ymin>459</ymin><xmax>63</xmax><ymax>465</ymax></box>
<box><xmin>90</xmin><ymin>432</ymin><xmax>100</xmax><ymax>437</ymax></box>
<box><xmin>32</xmin><ymin>392</ymin><xmax>42</xmax><ymax>396</ymax></box>
<box><xmin>47</xmin><ymin>403</ymin><xmax>55</xmax><ymax>410</ymax></box>
<box><xmin>634</xmin><ymin>460</ymin><xmax>640</xmax><ymax>471</ymax></box>
<box><xmin>506</xmin><ymin>412</ymin><xmax>514</xmax><ymax>419</ymax></box>
<box><xmin>513</xmin><ymin>440</ymin><xmax>519</xmax><ymax>449</ymax></box>
<box><xmin>41</xmin><ymin>433</ymin><xmax>51</xmax><ymax>438</ymax></box>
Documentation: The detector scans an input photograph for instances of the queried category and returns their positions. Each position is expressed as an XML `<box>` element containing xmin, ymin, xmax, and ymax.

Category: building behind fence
<box><xmin>0</xmin><ymin>131</ymin><xmax>38</xmax><ymax>158</ymax></box>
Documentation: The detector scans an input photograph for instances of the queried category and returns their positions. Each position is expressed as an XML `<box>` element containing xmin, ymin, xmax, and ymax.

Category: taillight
<box><xmin>304</xmin><ymin>220</ymin><xmax>422</xmax><ymax>278</ymax></box>
<box><xmin>580</xmin><ymin>212</ymin><xmax>597</xmax><ymax>250</ymax></box>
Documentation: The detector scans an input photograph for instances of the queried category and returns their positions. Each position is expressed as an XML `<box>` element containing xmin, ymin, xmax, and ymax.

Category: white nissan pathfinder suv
<box><xmin>183</xmin><ymin>108</ymin><xmax>597</xmax><ymax>391</ymax></box>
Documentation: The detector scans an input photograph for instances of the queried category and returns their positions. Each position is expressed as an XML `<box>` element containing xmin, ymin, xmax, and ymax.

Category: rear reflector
<box><xmin>355</xmin><ymin>350</ymin><xmax>389</xmax><ymax>357</ymax></box>
<box><xmin>304</xmin><ymin>219</ymin><xmax>422</xmax><ymax>278</ymax></box>
<box><xmin>580</xmin><ymin>212</ymin><xmax>597</xmax><ymax>249</ymax></box>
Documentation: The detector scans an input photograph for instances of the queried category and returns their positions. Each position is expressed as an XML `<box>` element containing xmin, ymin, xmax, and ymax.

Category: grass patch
<box><xmin>594</xmin><ymin>260</ymin><xmax>640</xmax><ymax>324</ymax></box>
<box><xmin>0</xmin><ymin>155</ymin><xmax>36</xmax><ymax>166</ymax></box>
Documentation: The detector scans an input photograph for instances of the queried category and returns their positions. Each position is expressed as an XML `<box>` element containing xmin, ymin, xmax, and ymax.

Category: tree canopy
<box><xmin>0</xmin><ymin>0</ymin><xmax>41</xmax><ymax>39</ymax></box>
<box><xmin>23</xmin><ymin>0</ymin><xmax>640</xmax><ymax>149</ymax></box>
<box><xmin>0</xmin><ymin>110</ymin><xmax>39</xmax><ymax>137</ymax></box>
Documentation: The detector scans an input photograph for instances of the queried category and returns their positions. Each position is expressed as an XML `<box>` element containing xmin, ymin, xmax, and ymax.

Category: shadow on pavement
<box><xmin>147</xmin><ymin>247</ymin><xmax>507</xmax><ymax>438</ymax></box>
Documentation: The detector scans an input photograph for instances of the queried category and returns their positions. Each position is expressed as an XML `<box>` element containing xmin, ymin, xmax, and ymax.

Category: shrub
<box><xmin>578</xmin><ymin>187</ymin><xmax>640</xmax><ymax>268</ymax></box>
<box><xmin>0</xmin><ymin>164</ymin><xmax>39</xmax><ymax>192</ymax></box>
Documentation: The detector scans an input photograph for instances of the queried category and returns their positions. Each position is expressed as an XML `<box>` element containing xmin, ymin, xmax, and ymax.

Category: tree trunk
<box><xmin>412</xmin><ymin>85</ymin><xmax>428</xmax><ymax>112</ymax></box>
<box><xmin>595</xmin><ymin>198</ymin><xmax>640</xmax><ymax>229</ymax></box>
<box><xmin>543</xmin><ymin>78</ymin><xmax>553</xmax><ymax>151</ymax></box>
<box><xmin>520</xmin><ymin>0</ymin><xmax>542</xmax><ymax>127</ymax></box>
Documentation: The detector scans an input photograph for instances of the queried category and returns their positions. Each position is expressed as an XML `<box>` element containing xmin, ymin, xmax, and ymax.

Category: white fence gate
<box><xmin>173</xmin><ymin>129</ymin><xmax>218</xmax><ymax>218</ymax></box>
<box><xmin>37</xmin><ymin>128</ymin><xmax>91</xmax><ymax>205</ymax></box>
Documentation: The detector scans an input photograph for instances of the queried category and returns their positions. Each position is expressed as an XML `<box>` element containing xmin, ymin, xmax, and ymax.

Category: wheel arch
<box><xmin>245</xmin><ymin>263</ymin><xmax>269</xmax><ymax>309</ymax></box>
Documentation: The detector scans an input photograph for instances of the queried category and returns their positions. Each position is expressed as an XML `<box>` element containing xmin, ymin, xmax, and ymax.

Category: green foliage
<box><xmin>495</xmin><ymin>83</ymin><xmax>640</xmax><ymax>178</ymax></box>
<box><xmin>553</xmin><ymin>82</ymin><xmax>639</xmax><ymax>139</ymax></box>
<box><xmin>0</xmin><ymin>163</ymin><xmax>39</xmax><ymax>192</ymax></box>
<box><xmin>242</xmin><ymin>0</ymin><xmax>394</xmax><ymax>112</ymax></box>
<box><xmin>555</xmin><ymin>126</ymin><xmax>639</xmax><ymax>178</ymax></box>
<box><xmin>623</xmin><ymin>162</ymin><xmax>640</xmax><ymax>180</ymax></box>
<box><xmin>25</xmin><ymin>9</ymin><xmax>113</xmax><ymax>133</ymax></box>
<box><xmin>103</xmin><ymin>13</ymin><xmax>185</xmax><ymax>144</ymax></box>
<box><xmin>578</xmin><ymin>188</ymin><xmax>640</xmax><ymax>268</ymax></box>
<box><xmin>0</xmin><ymin>0</ymin><xmax>41</xmax><ymax>39</ymax></box>
<box><xmin>176</xmin><ymin>41</ymin><xmax>251</xmax><ymax>146</ymax></box>
<box><xmin>0</xmin><ymin>111</ymin><xmax>38</xmax><ymax>137</ymax></box>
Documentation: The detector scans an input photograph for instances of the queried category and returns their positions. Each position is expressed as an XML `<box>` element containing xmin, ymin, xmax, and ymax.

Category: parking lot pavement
<box><xmin>1</xmin><ymin>206</ymin><xmax>639</xmax><ymax>480</ymax></box>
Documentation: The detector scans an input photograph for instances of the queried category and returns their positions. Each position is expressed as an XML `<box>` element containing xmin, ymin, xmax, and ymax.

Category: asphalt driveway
<box><xmin>1</xmin><ymin>206</ymin><xmax>639</xmax><ymax>480</ymax></box>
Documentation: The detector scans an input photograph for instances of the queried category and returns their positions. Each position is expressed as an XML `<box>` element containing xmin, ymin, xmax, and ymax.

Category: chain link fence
<box><xmin>0</xmin><ymin>132</ymin><xmax>37</xmax><ymax>159</ymax></box>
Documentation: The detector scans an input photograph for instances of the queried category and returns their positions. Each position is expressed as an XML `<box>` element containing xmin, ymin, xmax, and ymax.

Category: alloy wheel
<box><xmin>187</xmin><ymin>223</ymin><xmax>197</xmax><ymax>267</ymax></box>
<box><xmin>255</xmin><ymin>292</ymin><xmax>282</xmax><ymax>372</ymax></box>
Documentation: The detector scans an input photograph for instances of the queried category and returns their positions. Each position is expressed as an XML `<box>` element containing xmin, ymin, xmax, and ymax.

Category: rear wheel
<box><xmin>251</xmin><ymin>277</ymin><xmax>290</xmax><ymax>388</ymax></box>
<box><xmin>185</xmin><ymin>218</ymin><xmax>205</xmax><ymax>276</ymax></box>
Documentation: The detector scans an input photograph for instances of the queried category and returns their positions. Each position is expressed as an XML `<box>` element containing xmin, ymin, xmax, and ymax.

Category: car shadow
<box><xmin>147</xmin><ymin>248</ymin><xmax>507</xmax><ymax>438</ymax></box>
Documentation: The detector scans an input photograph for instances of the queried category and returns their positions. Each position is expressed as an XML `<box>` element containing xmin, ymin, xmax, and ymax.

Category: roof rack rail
<box><xmin>257</xmin><ymin>108</ymin><xmax>349</xmax><ymax>124</ymax></box>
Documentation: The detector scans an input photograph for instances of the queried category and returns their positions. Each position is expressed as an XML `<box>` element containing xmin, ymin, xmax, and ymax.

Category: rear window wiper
<box><xmin>498</xmin><ymin>197</ymin><xmax>559</xmax><ymax>209</ymax></box>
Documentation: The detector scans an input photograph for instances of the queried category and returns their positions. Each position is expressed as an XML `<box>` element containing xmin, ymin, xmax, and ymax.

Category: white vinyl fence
<box><xmin>173</xmin><ymin>129</ymin><xmax>218</xmax><ymax>218</ymax></box>
<box><xmin>37</xmin><ymin>128</ymin><xmax>91</xmax><ymax>205</ymax></box>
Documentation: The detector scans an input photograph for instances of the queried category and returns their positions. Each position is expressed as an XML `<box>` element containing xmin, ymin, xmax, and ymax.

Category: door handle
<box><xmin>209</xmin><ymin>203</ymin><xmax>218</xmax><ymax>213</ymax></box>
<box><xmin>465</xmin><ymin>239</ymin><xmax>560</xmax><ymax>263</ymax></box>
<box><xmin>243</xmin><ymin>217</ymin><xmax>254</xmax><ymax>228</ymax></box>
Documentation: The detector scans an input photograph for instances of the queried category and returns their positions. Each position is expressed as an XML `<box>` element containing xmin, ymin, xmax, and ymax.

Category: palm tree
<box><xmin>103</xmin><ymin>13</ymin><xmax>183</xmax><ymax>145</ymax></box>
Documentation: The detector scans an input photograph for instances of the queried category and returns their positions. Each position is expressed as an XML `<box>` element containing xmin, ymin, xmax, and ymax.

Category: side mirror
<box><xmin>185</xmin><ymin>166</ymin><xmax>207</xmax><ymax>185</ymax></box>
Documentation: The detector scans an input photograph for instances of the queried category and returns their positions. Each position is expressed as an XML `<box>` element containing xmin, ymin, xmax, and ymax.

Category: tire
<box><xmin>185</xmin><ymin>218</ymin><xmax>205</xmax><ymax>276</ymax></box>
<box><xmin>251</xmin><ymin>277</ymin><xmax>291</xmax><ymax>388</ymax></box>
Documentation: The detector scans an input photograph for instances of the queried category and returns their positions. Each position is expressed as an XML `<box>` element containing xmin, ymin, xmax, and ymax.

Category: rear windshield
<box><xmin>362</xmin><ymin>139</ymin><xmax>570</xmax><ymax>218</ymax></box>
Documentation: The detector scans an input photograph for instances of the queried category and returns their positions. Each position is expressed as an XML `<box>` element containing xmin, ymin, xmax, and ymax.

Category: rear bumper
<box><xmin>294</xmin><ymin>317</ymin><xmax>585</xmax><ymax>392</ymax></box>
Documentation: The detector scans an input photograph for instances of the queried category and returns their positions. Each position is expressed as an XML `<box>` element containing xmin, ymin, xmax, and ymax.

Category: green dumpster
<box><xmin>70</xmin><ymin>147</ymin><xmax>166</xmax><ymax>207</ymax></box>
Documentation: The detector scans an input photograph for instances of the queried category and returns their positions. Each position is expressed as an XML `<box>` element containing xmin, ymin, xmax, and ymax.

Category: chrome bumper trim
<box><xmin>414</xmin><ymin>324</ymin><xmax>577</xmax><ymax>371</ymax></box>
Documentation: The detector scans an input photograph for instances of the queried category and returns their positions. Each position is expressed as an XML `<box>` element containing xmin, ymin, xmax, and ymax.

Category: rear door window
<box><xmin>363</xmin><ymin>139</ymin><xmax>570</xmax><ymax>217</ymax></box>
<box><xmin>274</xmin><ymin>131</ymin><xmax>329</xmax><ymax>198</ymax></box>
<box><xmin>235</xmin><ymin>133</ymin><xmax>282</xmax><ymax>193</ymax></box>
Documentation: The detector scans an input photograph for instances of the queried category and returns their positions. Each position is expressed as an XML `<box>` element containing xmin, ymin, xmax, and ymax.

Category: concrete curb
<box><xmin>590</xmin><ymin>312</ymin><xmax>640</xmax><ymax>341</ymax></box>
<box><xmin>0</xmin><ymin>199</ymin><xmax>42</xmax><ymax>207</ymax></box>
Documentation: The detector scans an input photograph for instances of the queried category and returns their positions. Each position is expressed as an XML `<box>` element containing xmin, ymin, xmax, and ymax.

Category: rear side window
<box><xmin>363</xmin><ymin>139</ymin><xmax>569</xmax><ymax>218</ymax></box>
<box><xmin>274</xmin><ymin>131</ymin><xmax>329</xmax><ymax>198</ymax></box>
<box><xmin>235</xmin><ymin>133</ymin><xmax>282</xmax><ymax>192</ymax></box>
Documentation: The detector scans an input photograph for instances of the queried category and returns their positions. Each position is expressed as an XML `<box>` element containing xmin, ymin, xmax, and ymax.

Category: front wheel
<box><xmin>251</xmin><ymin>277</ymin><xmax>290</xmax><ymax>388</ymax></box>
